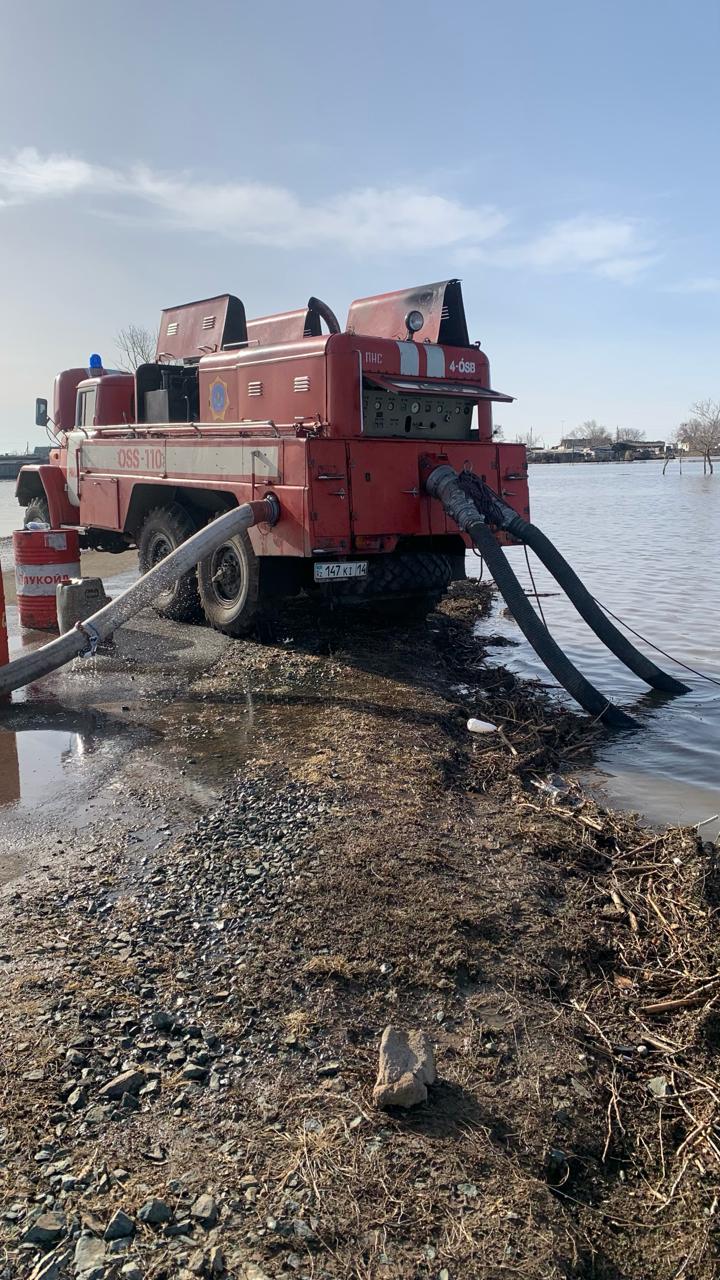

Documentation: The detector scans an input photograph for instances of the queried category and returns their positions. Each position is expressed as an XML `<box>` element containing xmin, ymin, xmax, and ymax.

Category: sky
<box><xmin>0</xmin><ymin>0</ymin><xmax>718</xmax><ymax>451</ymax></box>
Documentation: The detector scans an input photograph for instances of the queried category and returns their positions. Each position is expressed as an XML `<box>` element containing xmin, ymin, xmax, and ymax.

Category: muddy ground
<box><xmin>1</xmin><ymin>584</ymin><xmax>718</xmax><ymax>1280</ymax></box>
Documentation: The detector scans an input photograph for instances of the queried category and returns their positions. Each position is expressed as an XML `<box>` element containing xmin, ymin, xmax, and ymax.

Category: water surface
<box><xmin>471</xmin><ymin>459</ymin><xmax>719</xmax><ymax>837</ymax></box>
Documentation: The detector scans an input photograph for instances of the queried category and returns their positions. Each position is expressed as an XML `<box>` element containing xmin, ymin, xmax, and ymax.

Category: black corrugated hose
<box><xmin>425</xmin><ymin>464</ymin><xmax>636</xmax><ymax>729</ymax></box>
<box><xmin>455</xmin><ymin>471</ymin><xmax>689</xmax><ymax>697</ymax></box>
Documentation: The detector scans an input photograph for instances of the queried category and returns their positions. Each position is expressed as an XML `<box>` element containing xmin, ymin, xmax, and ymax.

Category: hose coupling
<box><xmin>424</xmin><ymin>464</ymin><xmax>485</xmax><ymax>532</ymax></box>
<box><xmin>75</xmin><ymin>619</ymin><xmax>101</xmax><ymax>657</ymax></box>
<box><xmin>249</xmin><ymin>493</ymin><xmax>281</xmax><ymax>528</ymax></box>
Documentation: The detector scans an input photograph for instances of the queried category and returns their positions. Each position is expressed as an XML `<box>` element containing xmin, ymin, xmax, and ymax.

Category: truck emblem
<box><xmin>209</xmin><ymin>377</ymin><xmax>229</xmax><ymax>421</ymax></box>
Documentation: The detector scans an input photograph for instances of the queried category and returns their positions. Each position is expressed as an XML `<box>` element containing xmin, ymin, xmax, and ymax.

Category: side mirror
<box><xmin>35</xmin><ymin>397</ymin><xmax>48</xmax><ymax>428</ymax></box>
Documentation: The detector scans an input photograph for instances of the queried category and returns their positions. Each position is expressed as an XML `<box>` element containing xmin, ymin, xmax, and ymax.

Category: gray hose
<box><xmin>0</xmin><ymin>497</ymin><xmax>279</xmax><ymax>698</ymax></box>
<box><xmin>426</xmin><ymin>465</ymin><xmax>636</xmax><ymax>729</ymax></box>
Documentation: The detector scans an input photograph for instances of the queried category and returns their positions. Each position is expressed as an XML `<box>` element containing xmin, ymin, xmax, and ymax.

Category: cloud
<box><xmin>0</xmin><ymin>148</ymin><xmax>655</xmax><ymax>280</ymax></box>
<box><xmin>668</xmin><ymin>276</ymin><xmax>720</xmax><ymax>294</ymax></box>
<box><xmin>499</xmin><ymin>215</ymin><xmax>658</xmax><ymax>282</ymax></box>
<box><xmin>0</xmin><ymin>147</ymin><xmax>112</xmax><ymax>199</ymax></box>
<box><xmin>0</xmin><ymin>147</ymin><xmax>505</xmax><ymax>254</ymax></box>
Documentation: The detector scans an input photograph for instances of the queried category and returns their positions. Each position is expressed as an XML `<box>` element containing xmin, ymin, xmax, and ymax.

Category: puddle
<box><xmin>0</xmin><ymin>728</ymin><xmax>87</xmax><ymax>809</ymax></box>
<box><xmin>0</xmin><ymin>694</ymin><xmax>160</xmax><ymax>815</ymax></box>
<box><xmin>143</xmin><ymin>681</ymin><xmax>333</xmax><ymax>790</ymax></box>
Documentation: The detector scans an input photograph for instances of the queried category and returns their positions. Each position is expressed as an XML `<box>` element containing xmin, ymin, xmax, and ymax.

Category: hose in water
<box><xmin>425</xmin><ymin>465</ymin><xmax>636</xmax><ymax>729</ymax></box>
<box><xmin>0</xmin><ymin>497</ymin><xmax>279</xmax><ymax>698</ymax></box>
<box><xmin>456</xmin><ymin>471</ymin><xmax>690</xmax><ymax>696</ymax></box>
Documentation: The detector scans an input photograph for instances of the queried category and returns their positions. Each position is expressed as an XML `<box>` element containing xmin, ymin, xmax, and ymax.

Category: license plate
<box><xmin>313</xmin><ymin>560</ymin><xmax>368</xmax><ymax>582</ymax></box>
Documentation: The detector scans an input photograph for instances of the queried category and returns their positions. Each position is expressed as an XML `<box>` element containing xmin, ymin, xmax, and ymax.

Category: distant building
<box><xmin>613</xmin><ymin>439</ymin><xmax>666</xmax><ymax>459</ymax></box>
<box><xmin>0</xmin><ymin>445</ymin><xmax>50</xmax><ymax>480</ymax></box>
<box><xmin>559</xmin><ymin>437</ymin><xmax>596</xmax><ymax>451</ymax></box>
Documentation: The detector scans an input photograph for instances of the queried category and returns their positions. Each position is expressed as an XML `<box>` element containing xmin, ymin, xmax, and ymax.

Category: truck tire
<box><xmin>197</xmin><ymin>527</ymin><xmax>261</xmax><ymax>637</ymax></box>
<box><xmin>23</xmin><ymin>496</ymin><xmax>50</xmax><ymax>526</ymax></box>
<box><xmin>314</xmin><ymin>552</ymin><xmax>452</xmax><ymax>624</ymax></box>
<box><xmin>324</xmin><ymin>552</ymin><xmax>452</xmax><ymax>605</ymax></box>
<box><xmin>138</xmin><ymin>504</ymin><xmax>200</xmax><ymax>621</ymax></box>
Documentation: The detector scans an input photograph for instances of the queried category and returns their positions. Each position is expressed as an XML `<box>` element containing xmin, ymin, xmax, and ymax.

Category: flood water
<box><xmin>1</xmin><ymin>469</ymin><xmax>719</xmax><ymax>837</ymax></box>
<box><xmin>470</xmin><ymin>459</ymin><xmax>720</xmax><ymax>838</ymax></box>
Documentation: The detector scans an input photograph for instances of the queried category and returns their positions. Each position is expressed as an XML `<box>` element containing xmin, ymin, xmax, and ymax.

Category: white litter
<box><xmin>466</xmin><ymin>718</ymin><xmax>498</xmax><ymax>734</ymax></box>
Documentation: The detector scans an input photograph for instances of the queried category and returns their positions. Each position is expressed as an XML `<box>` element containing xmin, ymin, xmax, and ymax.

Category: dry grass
<box><xmin>1</xmin><ymin>584</ymin><xmax>718</xmax><ymax>1278</ymax></box>
<box><xmin>303</xmin><ymin>954</ymin><xmax>358</xmax><ymax>981</ymax></box>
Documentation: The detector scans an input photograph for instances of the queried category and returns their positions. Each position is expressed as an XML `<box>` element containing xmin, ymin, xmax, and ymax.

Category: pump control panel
<box><xmin>361</xmin><ymin>386</ymin><xmax>475</xmax><ymax>440</ymax></box>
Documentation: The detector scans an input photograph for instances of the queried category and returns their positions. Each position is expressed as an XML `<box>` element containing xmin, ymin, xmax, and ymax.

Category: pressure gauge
<box><xmin>411</xmin><ymin>401</ymin><xmax>420</xmax><ymax>413</ymax></box>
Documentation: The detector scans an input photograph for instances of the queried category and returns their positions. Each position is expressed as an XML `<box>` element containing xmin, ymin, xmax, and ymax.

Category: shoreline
<box><xmin>1</xmin><ymin>585</ymin><xmax>717</xmax><ymax>1278</ymax></box>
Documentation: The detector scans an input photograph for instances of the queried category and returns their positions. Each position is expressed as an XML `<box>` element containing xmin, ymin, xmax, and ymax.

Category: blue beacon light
<box><xmin>89</xmin><ymin>353</ymin><xmax>103</xmax><ymax>370</ymax></box>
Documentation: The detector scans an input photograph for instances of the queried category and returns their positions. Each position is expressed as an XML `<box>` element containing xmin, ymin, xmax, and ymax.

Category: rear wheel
<box><xmin>321</xmin><ymin>552</ymin><xmax>452</xmax><ymax>616</ymax></box>
<box><xmin>23</xmin><ymin>496</ymin><xmax>50</xmax><ymax>527</ymax></box>
<box><xmin>197</xmin><ymin>527</ymin><xmax>261</xmax><ymax>637</ymax></box>
<box><xmin>137</xmin><ymin>503</ymin><xmax>200</xmax><ymax>621</ymax></box>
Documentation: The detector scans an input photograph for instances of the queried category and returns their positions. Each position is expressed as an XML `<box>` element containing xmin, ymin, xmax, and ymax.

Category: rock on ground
<box><xmin>373</xmin><ymin>1025</ymin><xmax>436</xmax><ymax>1108</ymax></box>
<box><xmin>73</xmin><ymin>1232</ymin><xmax>105</xmax><ymax>1278</ymax></box>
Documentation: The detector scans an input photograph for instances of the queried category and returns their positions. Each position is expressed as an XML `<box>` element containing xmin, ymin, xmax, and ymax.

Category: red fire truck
<box><xmin>18</xmin><ymin>280</ymin><xmax>528</xmax><ymax>634</ymax></box>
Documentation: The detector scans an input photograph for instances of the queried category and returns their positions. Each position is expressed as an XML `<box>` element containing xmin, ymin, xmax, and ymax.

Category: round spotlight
<box><xmin>405</xmin><ymin>309</ymin><xmax>424</xmax><ymax>335</ymax></box>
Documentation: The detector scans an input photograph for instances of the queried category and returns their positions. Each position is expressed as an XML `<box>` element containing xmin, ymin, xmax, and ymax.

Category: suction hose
<box><xmin>454</xmin><ymin>471</ymin><xmax>689</xmax><ymax>696</ymax></box>
<box><xmin>425</xmin><ymin>465</ymin><xmax>636</xmax><ymax>729</ymax></box>
<box><xmin>307</xmin><ymin>296</ymin><xmax>341</xmax><ymax>335</ymax></box>
<box><xmin>0</xmin><ymin>497</ymin><xmax>280</xmax><ymax>698</ymax></box>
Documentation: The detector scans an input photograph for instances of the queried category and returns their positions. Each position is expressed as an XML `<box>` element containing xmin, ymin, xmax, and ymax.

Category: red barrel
<box><xmin>13</xmin><ymin>528</ymin><xmax>81</xmax><ymax>631</ymax></box>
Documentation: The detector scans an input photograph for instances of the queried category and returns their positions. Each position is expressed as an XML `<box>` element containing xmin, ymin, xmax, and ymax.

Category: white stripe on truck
<box><xmin>396</xmin><ymin>341</ymin><xmax>420</xmax><ymax>376</ymax></box>
<box><xmin>424</xmin><ymin>345</ymin><xmax>446</xmax><ymax>377</ymax></box>
<box><xmin>76</xmin><ymin>441</ymin><xmax>280</xmax><ymax>482</ymax></box>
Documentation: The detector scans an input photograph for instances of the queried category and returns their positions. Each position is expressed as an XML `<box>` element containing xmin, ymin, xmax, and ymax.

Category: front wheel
<box><xmin>197</xmin><ymin>528</ymin><xmax>261</xmax><ymax>637</ymax></box>
<box><xmin>137</xmin><ymin>503</ymin><xmax>200</xmax><ymax>621</ymax></box>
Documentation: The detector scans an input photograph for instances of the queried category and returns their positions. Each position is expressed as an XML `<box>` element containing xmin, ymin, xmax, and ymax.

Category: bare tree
<box><xmin>515</xmin><ymin>427</ymin><xmax>544</xmax><ymax>448</ymax></box>
<box><xmin>676</xmin><ymin>399</ymin><xmax>720</xmax><ymax>474</ymax></box>
<box><xmin>115</xmin><ymin>324</ymin><xmax>158</xmax><ymax>372</ymax></box>
<box><xmin>566</xmin><ymin>420</ymin><xmax>613</xmax><ymax>447</ymax></box>
<box><xmin>615</xmin><ymin>426</ymin><xmax>646</xmax><ymax>442</ymax></box>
